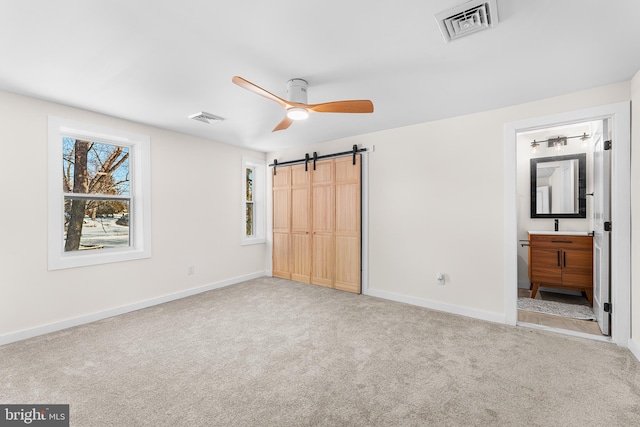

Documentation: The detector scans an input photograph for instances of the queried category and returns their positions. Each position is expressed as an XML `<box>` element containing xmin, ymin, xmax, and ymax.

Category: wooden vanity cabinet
<box><xmin>528</xmin><ymin>234</ymin><xmax>593</xmax><ymax>304</ymax></box>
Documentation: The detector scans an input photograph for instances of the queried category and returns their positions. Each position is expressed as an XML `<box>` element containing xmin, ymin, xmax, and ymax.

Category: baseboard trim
<box><xmin>629</xmin><ymin>338</ymin><xmax>640</xmax><ymax>362</ymax></box>
<box><xmin>0</xmin><ymin>271</ymin><xmax>267</xmax><ymax>346</ymax></box>
<box><xmin>365</xmin><ymin>288</ymin><xmax>505</xmax><ymax>324</ymax></box>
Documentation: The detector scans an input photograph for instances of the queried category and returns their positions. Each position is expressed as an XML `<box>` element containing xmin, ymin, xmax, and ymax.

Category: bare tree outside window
<box><xmin>245</xmin><ymin>167</ymin><xmax>254</xmax><ymax>236</ymax></box>
<box><xmin>62</xmin><ymin>138</ymin><xmax>130</xmax><ymax>251</ymax></box>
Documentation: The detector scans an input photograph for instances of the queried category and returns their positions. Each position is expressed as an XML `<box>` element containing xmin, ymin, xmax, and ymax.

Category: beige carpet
<box><xmin>1</xmin><ymin>276</ymin><xmax>639</xmax><ymax>426</ymax></box>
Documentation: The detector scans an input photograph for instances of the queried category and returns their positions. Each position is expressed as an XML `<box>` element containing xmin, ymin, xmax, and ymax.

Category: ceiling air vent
<box><xmin>189</xmin><ymin>111</ymin><xmax>225</xmax><ymax>124</ymax></box>
<box><xmin>435</xmin><ymin>0</ymin><xmax>499</xmax><ymax>43</ymax></box>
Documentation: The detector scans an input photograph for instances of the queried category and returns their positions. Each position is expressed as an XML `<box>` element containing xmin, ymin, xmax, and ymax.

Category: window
<box><xmin>242</xmin><ymin>157</ymin><xmax>265</xmax><ymax>245</ymax></box>
<box><xmin>48</xmin><ymin>116</ymin><xmax>151</xmax><ymax>270</ymax></box>
<box><xmin>245</xmin><ymin>166</ymin><xmax>255</xmax><ymax>236</ymax></box>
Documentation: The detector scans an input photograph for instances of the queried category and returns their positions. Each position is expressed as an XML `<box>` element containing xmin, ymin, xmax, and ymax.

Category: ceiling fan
<box><xmin>232</xmin><ymin>76</ymin><xmax>374</xmax><ymax>132</ymax></box>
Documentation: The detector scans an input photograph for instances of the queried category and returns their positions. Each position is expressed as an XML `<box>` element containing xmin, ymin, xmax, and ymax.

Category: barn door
<box><xmin>334</xmin><ymin>156</ymin><xmax>361</xmax><ymax>293</ymax></box>
<box><xmin>272</xmin><ymin>155</ymin><xmax>361</xmax><ymax>293</ymax></box>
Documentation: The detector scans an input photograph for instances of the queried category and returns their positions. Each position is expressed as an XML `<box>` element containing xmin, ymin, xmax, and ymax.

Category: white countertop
<box><xmin>528</xmin><ymin>231</ymin><xmax>591</xmax><ymax>236</ymax></box>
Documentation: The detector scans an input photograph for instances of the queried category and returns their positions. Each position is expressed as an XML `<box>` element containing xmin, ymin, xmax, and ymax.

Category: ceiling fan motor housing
<box><xmin>287</xmin><ymin>78</ymin><xmax>308</xmax><ymax>104</ymax></box>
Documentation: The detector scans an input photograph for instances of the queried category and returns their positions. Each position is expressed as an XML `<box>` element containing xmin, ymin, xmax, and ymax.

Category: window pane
<box><xmin>63</xmin><ymin>198</ymin><xmax>130</xmax><ymax>251</ymax></box>
<box><xmin>63</xmin><ymin>138</ymin><xmax>130</xmax><ymax>196</ymax></box>
<box><xmin>245</xmin><ymin>202</ymin><xmax>254</xmax><ymax>236</ymax></box>
<box><xmin>246</xmin><ymin>167</ymin><xmax>253</xmax><ymax>201</ymax></box>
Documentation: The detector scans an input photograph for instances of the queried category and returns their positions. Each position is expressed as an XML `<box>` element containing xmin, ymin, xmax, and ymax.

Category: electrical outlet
<box><xmin>187</xmin><ymin>265</ymin><xmax>195</xmax><ymax>275</ymax></box>
<box><xmin>436</xmin><ymin>273</ymin><xmax>445</xmax><ymax>285</ymax></box>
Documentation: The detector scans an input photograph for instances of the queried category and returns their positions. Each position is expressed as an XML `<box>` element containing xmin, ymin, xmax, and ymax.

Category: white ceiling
<box><xmin>1</xmin><ymin>1</ymin><xmax>639</xmax><ymax>152</ymax></box>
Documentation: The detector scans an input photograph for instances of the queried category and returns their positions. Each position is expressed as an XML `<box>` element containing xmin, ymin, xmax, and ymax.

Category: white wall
<box><xmin>267</xmin><ymin>81</ymin><xmax>631</xmax><ymax>321</ymax></box>
<box><xmin>631</xmin><ymin>70</ymin><xmax>640</xmax><ymax>358</ymax></box>
<box><xmin>0</xmin><ymin>90</ymin><xmax>268</xmax><ymax>342</ymax></box>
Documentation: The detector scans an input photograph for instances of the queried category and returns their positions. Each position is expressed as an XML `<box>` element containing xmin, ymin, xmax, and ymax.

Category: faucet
<box><xmin>554</xmin><ymin>219</ymin><xmax>559</xmax><ymax>232</ymax></box>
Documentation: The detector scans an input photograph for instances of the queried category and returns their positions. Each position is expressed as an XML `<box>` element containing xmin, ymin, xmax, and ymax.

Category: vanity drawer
<box><xmin>529</xmin><ymin>234</ymin><xmax>592</xmax><ymax>250</ymax></box>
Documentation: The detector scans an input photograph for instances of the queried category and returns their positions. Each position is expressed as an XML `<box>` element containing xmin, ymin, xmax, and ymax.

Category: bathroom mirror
<box><xmin>530</xmin><ymin>153</ymin><xmax>586</xmax><ymax>218</ymax></box>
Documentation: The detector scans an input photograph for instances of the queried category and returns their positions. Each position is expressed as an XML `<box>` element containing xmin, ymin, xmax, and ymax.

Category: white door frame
<box><xmin>504</xmin><ymin>101</ymin><xmax>630</xmax><ymax>346</ymax></box>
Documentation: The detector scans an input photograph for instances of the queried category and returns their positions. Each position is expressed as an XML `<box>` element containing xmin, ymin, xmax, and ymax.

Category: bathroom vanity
<box><xmin>528</xmin><ymin>231</ymin><xmax>593</xmax><ymax>304</ymax></box>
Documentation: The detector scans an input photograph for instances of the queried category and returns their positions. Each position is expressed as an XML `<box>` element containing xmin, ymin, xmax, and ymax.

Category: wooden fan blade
<box><xmin>232</xmin><ymin>76</ymin><xmax>289</xmax><ymax>108</ymax></box>
<box><xmin>272</xmin><ymin>116</ymin><xmax>294</xmax><ymax>132</ymax></box>
<box><xmin>307</xmin><ymin>100</ymin><xmax>374</xmax><ymax>114</ymax></box>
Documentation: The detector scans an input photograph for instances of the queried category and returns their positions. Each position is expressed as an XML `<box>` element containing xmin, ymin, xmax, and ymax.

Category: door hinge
<box><xmin>604</xmin><ymin>140</ymin><xmax>612</xmax><ymax>150</ymax></box>
<box><xmin>604</xmin><ymin>222</ymin><xmax>612</xmax><ymax>231</ymax></box>
<box><xmin>604</xmin><ymin>302</ymin><xmax>612</xmax><ymax>313</ymax></box>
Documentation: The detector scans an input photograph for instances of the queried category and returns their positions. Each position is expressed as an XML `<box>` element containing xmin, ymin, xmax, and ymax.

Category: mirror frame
<box><xmin>530</xmin><ymin>153</ymin><xmax>587</xmax><ymax>219</ymax></box>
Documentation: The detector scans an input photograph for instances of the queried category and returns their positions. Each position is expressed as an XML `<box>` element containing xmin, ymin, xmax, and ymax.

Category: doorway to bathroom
<box><xmin>504</xmin><ymin>102</ymin><xmax>631</xmax><ymax>346</ymax></box>
<box><xmin>516</xmin><ymin>119</ymin><xmax>608</xmax><ymax>337</ymax></box>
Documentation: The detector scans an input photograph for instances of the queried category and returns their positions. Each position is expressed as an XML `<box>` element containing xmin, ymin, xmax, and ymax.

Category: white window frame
<box><xmin>242</xmin><ymin>156</ymin><xmax>266</xmax><ymax>245</ymax></box>
<box><xmin>48</xmin><ymin>116</ymin><xmax>151</xmax><ymax>270</ymax></box>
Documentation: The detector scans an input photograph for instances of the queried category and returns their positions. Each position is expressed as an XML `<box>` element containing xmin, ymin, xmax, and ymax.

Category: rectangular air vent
<box><xmin>189</xmin><ymin>111</ymin><xmax>225</xmax><ymax>124</ymax></box>
<box><xmin>435</xmin><ymin>0</ymin><xmax>499</xmax><ymax>43</ymax></box>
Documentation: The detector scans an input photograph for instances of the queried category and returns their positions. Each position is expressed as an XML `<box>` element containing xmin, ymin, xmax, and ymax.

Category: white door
<box><xmin>592</xmin><ymin>119</ymin><xmax>611</xmax><ymax>335</ymax></box>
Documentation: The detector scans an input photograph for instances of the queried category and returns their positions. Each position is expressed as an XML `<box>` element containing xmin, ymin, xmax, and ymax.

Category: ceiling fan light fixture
<box><xmin>286</xmin><ymin>107</ymin><xmax>309</xmax><ymax>120</ymax></box>
<box><xmin>232</xmin><ymin>76</ymin><xmax>373</xmax><ymax>132</ymax></box>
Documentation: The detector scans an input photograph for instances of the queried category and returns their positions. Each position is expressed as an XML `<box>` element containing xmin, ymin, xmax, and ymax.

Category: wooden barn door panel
<box><xmin>290</xmin><ymin>165</ymin><xmax>311</xmax><ymax>283</ymax></box>
<box><xmin>312</xmin><ymin>185</ymin><xmax>334</xmax><ymax>233</ymax></box>
<box><xmin>272</xmin><ymin>167</ymin><xmax>291</xmax><ymax>279</ymax></box>
<box><xmin>335</xmin><ymin>236</ymin><xmax>360</xmax><ymax>293</ymax></box>
<box><xmin>272</xmin><ymin>167</ymin><xmax>291</xmax><ymax>232</ymax></box>
<box><xmin>291</xmin><ymin>234</ymin><xmax>311</xmax><ymax>283</ymax></box>
<box><xmin>272</xmin><ymin>232</ymin><xmax>291</xmax><ymax>279</ymax></box>
<box><xmin>311</xmin><ymin>234</ymin><xmax>334</xmax><ymax>286</ymax></box>
<box><xmin>334</xmin><ymin>156</ymin><xmax>361</xmax><ymax>293</ymax></box>
<box><xmin>272</xmin><ymin>189</ymin><xmax>290</xmax><ymax>232</ymax></box>
<box><xmin>311</xmin><ymin>160</ymin><xmax>335</xmax><ymax>287</ymax></box>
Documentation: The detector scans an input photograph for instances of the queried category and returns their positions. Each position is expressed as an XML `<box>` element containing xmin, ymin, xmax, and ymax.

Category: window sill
<box><xmin>50</xmin><ymin>247</ymin><xmax>151</xmax><ymax>270</ymax></box>
<box><xmin>241</xmin><ymin>237</ymin><xmax>266</xmax><ymax>246</ymax></box>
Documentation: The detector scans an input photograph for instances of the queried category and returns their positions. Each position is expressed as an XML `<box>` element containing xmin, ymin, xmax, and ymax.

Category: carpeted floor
<box><xmin>1</xmin><ymin>276</ymin><xmax>639</xmax><ymax>426</ymax></box>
